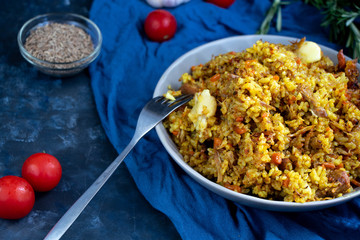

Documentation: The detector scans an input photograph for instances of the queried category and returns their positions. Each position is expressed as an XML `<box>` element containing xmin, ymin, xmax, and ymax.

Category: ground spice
<box><xmin>24</xmin><ymin>23</ymin><xmax>94</xmax><ymax>63</ymax></box>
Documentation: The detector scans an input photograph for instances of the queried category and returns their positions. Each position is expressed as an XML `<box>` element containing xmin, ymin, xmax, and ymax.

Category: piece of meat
<box><xmin>345</xmin><ymin>59</ymin><xmax>359</xmax><ymax>88</ymax></box>
<box><xmin>278</xmin><ymin>158</ymin><xmax>292</xmax><ymax>171</ymax></box>
<box><xmin>180</xmin><ymin>82</ymin><xmax>202</xmax><ymax>95</ymax></box>
<box><xmin>304</xmin><ymin>130</ymin><xmax>314</xmax><ymax>150</ymax></box>
<box><xmin>214</xmin><ymin>151</ymin><xmax>223</xmax><ymax>183</ymax></box>
<box><xmin>316</xmin><ymin>169</ymin><xmax>351</xmax><ymax>198</ymax></box>
<box><xmin>337</xmin><ymin>49</ymin><xmax>359</xmax><ymax>89</ymax></box>
<box><xmin>290</xmin><ymin>37</ymin><xmax>305</xmax><ymax>50</ymax></box>
<box><xmin>327</xmin><ymin>169</ymin><xmax>351</xmax><ymax>197</ymax></box>
<box><xmin>337</xmin><ymin>49</ymin><xmax>346</xmax><ymax>70</ymax></box>
<box><xmin>298</xmin><ymin>85</ymin><xmax>328</xmax><ymax>117</ymax></box>
<box><xmin>288</xmin><ymin>125</ymin><xmax>314</xmax><ymax>137</ymax></box>
<box><xmin>345</xmin><ymin>88</ymin><xmax>360</xmax><ymax>108</ymax></box>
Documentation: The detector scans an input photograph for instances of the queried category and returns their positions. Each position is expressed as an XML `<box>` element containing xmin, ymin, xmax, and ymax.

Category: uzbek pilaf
<box><xmin>163</xmin><ymin>38</ymin><xmax>360</xmax><ymax>203</ymax></box>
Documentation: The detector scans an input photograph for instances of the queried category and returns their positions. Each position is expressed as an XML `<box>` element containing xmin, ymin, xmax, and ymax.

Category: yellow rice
<box><xmin>163</xmin><ymin>39</ymin><xmax>360</xmax><ymax>202</ymax></box>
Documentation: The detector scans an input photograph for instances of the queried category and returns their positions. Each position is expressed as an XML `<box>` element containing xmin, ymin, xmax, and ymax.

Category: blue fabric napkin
<box><xmin>89</xmin><ymin>0</ymin><xmax>360</xmax><ymax>239</ymax></box>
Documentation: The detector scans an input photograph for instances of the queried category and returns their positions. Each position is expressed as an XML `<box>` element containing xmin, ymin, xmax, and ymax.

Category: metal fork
<box><xmin>44</xmin><ymin>94</ymin><xmax>193</xmax><ymax>240</ymax></box>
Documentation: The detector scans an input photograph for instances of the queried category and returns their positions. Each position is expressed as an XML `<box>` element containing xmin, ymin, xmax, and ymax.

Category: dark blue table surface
<box><xmin>0</xmin><ymin>0</ymin><xmax>181</xmax><ymax>239</ymax></box>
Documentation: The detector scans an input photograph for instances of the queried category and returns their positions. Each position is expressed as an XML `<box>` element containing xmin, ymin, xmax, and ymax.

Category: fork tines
<box><xmin>155</xmin><ymin>94</ymin><xmax>192</xmax><ymax>104</ymax></box>
<box><xmin>166</xmin><ymin>94</ymin><xmax>193</xmax><ymax>107</ymax></box>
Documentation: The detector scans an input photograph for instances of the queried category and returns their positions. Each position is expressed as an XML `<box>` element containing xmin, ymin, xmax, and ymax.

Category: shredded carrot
<box><xmin>271</xmin><ymin>153</ymin><xmax>282</xmax><ymax>165</ymax></box>
<box><xmin>234</xmin><ymin>126</ymin><xmax>247</xmax><ymax>134</ymax></box>
<box><xmin>172</xmin><ymin>130</ymin><xmax>179</xmax><ymax>136</ymax></box>
<box><xmin>351</xmin><ymin>179</ymin><xmax>360</xmax><ymax>187</ymax></box>
<box><xmin>224</xmin><ymin>183</ymin><xmax>241</xmax><ymax>192</ymax></box>
<box><xmin>228</xmin><ymin>51</ymin><xmax>237</xmax><ymax>55</ymax></box>
<box><xmin>245</xmin><ymin>59</ymin><xmax>255</xmax><ymax>67</ymax></box>
<box><xmin>210</xmin><ymin>73</ymin><xmax>221</xmax><ymax>82</ymax></box>
<box><xmin>322</xmin><ymin>162</ymin><xmax>335</xmax><ymax>169</ymax></box>
<box><xmin>235</xmin><ymin>116</ymin><xmax>244</xmax><ymax>122</ymax></box>
<box><xmin>273</xmin><ymin>75</ymin><xmax>279</xmax><ymax>81</ymax></box>
<box><xmin>288</xmin><ymin>95</ymin><xmax>297</xmax><ymax>104</ymax></box>
<box><xmin>213</xmin><ymin>137</ymin><xmax>222</xmax><ymax>148</ymax></box>
<box><xmin>282</xmin><ymin>177</ymin><xmax>290</xmax><ymax>187</ymax></box>
<box><xmin>296</xmin><ymin>58</ymin><xmax>301</xmax><ymax>65</ymax></box>
<box><xmin>191</xmin><ymin>64</ymin><xmax>203</xmax><ymax>72</ymax></box>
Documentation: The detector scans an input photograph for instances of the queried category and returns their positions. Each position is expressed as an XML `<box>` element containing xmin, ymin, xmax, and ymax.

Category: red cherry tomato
<box><xmin>205</xmin><ymin>0</ymin><xmax>235</xmax><ymax>8</ymax></box>
<box><xmin>144</xmin><ymin>10</ymin><xmax>177</xmax><ymax>42</ymax></box>
<box><xmin>0</xmin><ymin>176</ymin><xmax>35</xmax><ymax>219</ymax></box>
<box><xmin>22</xmin><ymin>153</ymin><xmax>62</xmax><ymax>192</ymax></box>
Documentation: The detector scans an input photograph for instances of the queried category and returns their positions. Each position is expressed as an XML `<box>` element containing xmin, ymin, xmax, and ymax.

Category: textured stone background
<box><xmin>0</xmin><ymin>0</ymin><xmax>180</xmax><ymax>239</ymax></box>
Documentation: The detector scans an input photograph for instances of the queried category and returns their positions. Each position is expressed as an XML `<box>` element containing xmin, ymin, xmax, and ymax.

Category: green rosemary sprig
<box><xmin>257</xmin><ymin>0</ymin><xmax>292</xmax><ymax>34</ymax></box>
<box><xmin>258</xmin><ymin>0</ymin><xmax>360</xmax><ymax>59</ymax></box>
<box><xmin>314</xmin><ymin>1</ymin><xmax>360</xmax><ymax>58</ymax></box>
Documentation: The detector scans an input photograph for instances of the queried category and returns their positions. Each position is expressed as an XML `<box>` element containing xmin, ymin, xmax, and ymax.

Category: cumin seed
<box><xmin>24</xmin><ymin>23</ymin><xmax>94</xmax><ymax>63</ymax></box>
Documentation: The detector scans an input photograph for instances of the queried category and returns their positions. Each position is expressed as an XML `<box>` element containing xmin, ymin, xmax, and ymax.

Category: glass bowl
<box><xmin>17</xmin><ymin>13</ymin><xmax>102</xmax><ymax>77</ymax></box>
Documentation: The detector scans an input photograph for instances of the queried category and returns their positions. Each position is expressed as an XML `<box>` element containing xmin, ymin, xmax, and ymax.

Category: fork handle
<box><xmin>44</xmin><ymin>137</ymin><xmax>138</xmax><ymax>240</ymax></box>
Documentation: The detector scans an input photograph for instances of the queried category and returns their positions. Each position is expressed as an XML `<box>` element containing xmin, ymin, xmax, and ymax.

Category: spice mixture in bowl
<box><xmin>158</xmin><ymin>36</ymin><xmax>360</xmax><ymax>207</ymax></box>
<box><xmin>18</xmin><ymin>13</ymin><xmax>102</xmax><ymax>77</ymax></box>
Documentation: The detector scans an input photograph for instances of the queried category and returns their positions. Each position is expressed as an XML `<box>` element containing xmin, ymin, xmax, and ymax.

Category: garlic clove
<box><xmin>146</xmin><ymin>0</ymin><xmax>190</xmax><ymax>8</ymax></box>
<box><xmin>296</xmin><ymin>41</ymin><xmax>322</xmax><ymax>64</ymax></box>
<box><xmin>146</xmin><ymin>0</ymin><xmax>163</xmax><ymax>8</ymax></box>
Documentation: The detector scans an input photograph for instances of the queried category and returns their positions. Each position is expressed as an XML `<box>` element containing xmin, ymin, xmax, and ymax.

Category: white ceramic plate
<box><xmin>154</xmin><ymin>35</ymin><xmax>360</xmax><ymax>212</ymax></box>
